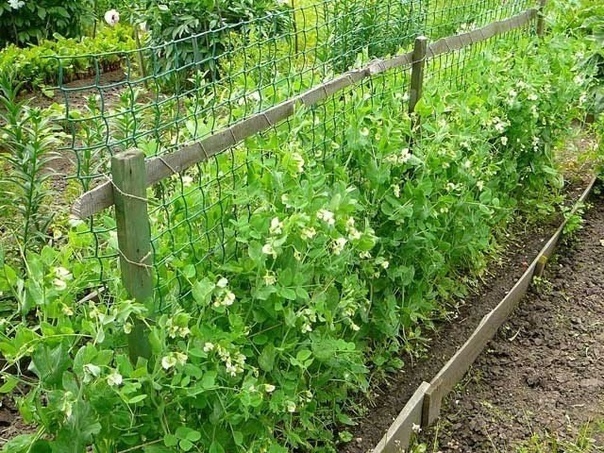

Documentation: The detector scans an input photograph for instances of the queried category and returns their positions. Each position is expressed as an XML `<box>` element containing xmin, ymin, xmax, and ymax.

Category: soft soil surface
<box><xmin>420</xmin><ymin>193</ymin><xmax>604</xmax><ymax>452</ymax></box>
<box><xmin>340</xmin><ymin>180</ymin><xmax>594</xmax><ymax>453</ymax></box>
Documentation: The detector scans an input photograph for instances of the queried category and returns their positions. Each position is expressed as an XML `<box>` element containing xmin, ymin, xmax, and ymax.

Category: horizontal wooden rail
<box><xmin>72</xmin><ymin>7</ymin><xmax>538</xmax><ymax>219</ymax></box>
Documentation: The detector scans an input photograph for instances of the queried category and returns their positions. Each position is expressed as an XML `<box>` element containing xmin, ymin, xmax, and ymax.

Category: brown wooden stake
<box><xmin>111</xmin><ymin>149</ymin><xmax>154</xmax><ymax>363</ymax></box>
<box><xmin>537</xmin><ymin>0</ymin><xmax>547</xmax><ymax>37</ymax></box>
<box><xmin>409</xmin><ymin>36</ymin><xmax>428</xmax><ymax>116</ymax></box>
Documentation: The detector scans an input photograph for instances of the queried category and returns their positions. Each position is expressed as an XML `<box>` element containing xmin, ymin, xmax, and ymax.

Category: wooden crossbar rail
<box><xmin>72</xmin><ymin>7</ymin><xmax>538</xmax><ymax>219</ymax></box>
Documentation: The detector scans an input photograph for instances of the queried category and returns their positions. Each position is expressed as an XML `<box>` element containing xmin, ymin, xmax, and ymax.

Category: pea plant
<box><xmin>0</xmin><ymin>29</ymin><xmax>591</xmax><ymax>453</ymax></box>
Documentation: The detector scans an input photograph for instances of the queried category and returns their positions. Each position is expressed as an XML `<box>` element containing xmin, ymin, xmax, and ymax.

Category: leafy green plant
<box><xmin>0</xmin><ymin>0</ymin><xmax>96</xmax><ymax>47</ymax></box>
<box><xmin>0</xmin><ymin>75</ymin><xmax>62</xmax><ymax>259</ymax></box>
<box><xmin>129</xmin><ymin>0</ymin><xmax>292</xmax><ymax>86</ymax></box>
<box><xmin>0</xmin><ymin>24</ymin><xmax>135</xmax><ymax>91</ymax></box>
<box><xmin>327</xmin><ymin>0</ymin><xmax>424</xmax><ymax>72</ymax></box>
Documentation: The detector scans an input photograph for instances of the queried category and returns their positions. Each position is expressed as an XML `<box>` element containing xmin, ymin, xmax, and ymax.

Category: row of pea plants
<box><xmin>0</xmin><ymin>30</ymin><xmax>593</xmax><ymax>453</ymax></box>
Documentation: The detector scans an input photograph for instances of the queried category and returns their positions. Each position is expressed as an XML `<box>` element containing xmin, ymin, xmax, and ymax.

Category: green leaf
<box><xmin>126</xmin><ymin>394</ymin><xmax>148</xmax><ymax>404</ymax></box>
<box><xmin>209</xmin><ymin>441</ymin><xmax>225</xmax><ymax>453</ymax></box>
<box><xmin>179</xmin><ymin>439</ymin><xmax>193</xmax><ymax>451</ymax></box>
<box><xmin>164</xmin><ymin>434</ymin><xmax>178</xmax><ymax>447</ymax></box>
<box><xmin>201</xmin><ymin>371</ymin><xmax>217</xmax><ymax>389</ymax></box>
<box><xmin>192</xmin><ymin>278</ymin><xmax>215</xmax><ymax>305</ymax></box>
<box><xmin>0</xmin><ymin>375</ymin><xmax>18</xmax><ymax>393</ymax></box>
<box><xmin>258</xmin><ymin>344</ymin><xmax>276</xmax><ymax>372</ymax></box>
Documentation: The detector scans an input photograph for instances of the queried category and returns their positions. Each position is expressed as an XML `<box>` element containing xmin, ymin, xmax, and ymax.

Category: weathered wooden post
<box><xmin>537</xmin><ymin>0</ymin><xmax>547</xmax><ymax>38</ymax></box>
<box><xmin>409</xmin><ymin>36</ymin><xmax>429</xmax><ymax>133</ymax></box>
<box><xmin>111</xmin><ymin>149</ymin><xmax>154</xmax><ymax>363</ymax></box>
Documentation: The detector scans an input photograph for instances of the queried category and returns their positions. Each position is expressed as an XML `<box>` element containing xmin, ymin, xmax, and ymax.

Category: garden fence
<box><xmin>61</xmin><ymin>0</ymin><xmax>544</xmax><ymax>342</ymax></box>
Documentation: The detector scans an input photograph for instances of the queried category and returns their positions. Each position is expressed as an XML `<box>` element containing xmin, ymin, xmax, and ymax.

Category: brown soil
<box><xmin>339</xmin><ymin>180</ymin><xmax>594</xmax><ymax>453</ymax></box>
<box><xmin>418</xmin><ymin>192</ymin><xmax>604</xmax><ymax>452</ymax></box>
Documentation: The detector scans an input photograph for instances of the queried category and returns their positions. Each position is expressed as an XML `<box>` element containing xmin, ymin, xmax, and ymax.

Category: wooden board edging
<box><xmin>373</xmin><ymin>175</ymin><xmax>599</xmax><ymax>451</ymax></box>
<box><xmin>372</xmin><ymin>382</ymin><xmax>431</xmax><ymax>453</ymax></box>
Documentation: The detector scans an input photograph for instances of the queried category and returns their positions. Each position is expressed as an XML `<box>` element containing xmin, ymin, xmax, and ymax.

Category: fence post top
<box><xmin>113</xmin><ymin>148</ymin><xmax>145</xmax><ymax>161</ymax></box>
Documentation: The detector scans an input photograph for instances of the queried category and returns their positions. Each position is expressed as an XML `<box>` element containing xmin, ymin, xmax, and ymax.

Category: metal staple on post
<box><xmin>111</xmin><ymin>149</ymin><xmax>154</xmax><ymax>363</ymax></box>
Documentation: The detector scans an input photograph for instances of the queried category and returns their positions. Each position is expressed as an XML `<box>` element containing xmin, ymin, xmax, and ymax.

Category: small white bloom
<box><xmin>54</xmin><ymin>267</ymin><xmax>72</xmax><ymax>280</ymax></box>
<box><xmin>331</xmin><ymin>237</ymin><xmax>347</xmax><ymax>256</ymax></box>
<box><xmin>221</xmin><ymin>291</ymin><xmax>236</xmax><ymax>306</ymax></box>
<box><xmin>216</xmin><ymin>277</ymin><xmax>229</xmax><ymax>288</ymax></box>
<box><xmin>104</xmin><ymin>9</ymin><xmax>120</xmax><ymax>26</ymax></box>
<box><xmin>477</xmin><ymin>180</ymin><xmax>485</xmax><ymax>191</ymax></box>
<box><xmin>381</xmin><ymin>260</ymin><xmax>389</xmax><ymax>269</ymax></box>
<box><xmin>161</xmin><ymin>355</ymin><xmax>177</xmax><ymax>370</ymax></box>
<box><xmin>262</xmin><ymin>243</ymin><xmax>277</xmax><ymax>258</ymax></box>
<box><xmin>527</xmin><ymin>93</ymin><xmax>538</xmax><ymax>101</ymax></box>
<box><xmin>291</xmin><ymin>152</ymin><xmax>305</xmax><ymax>174</ymax></box>
<box><xmin>359</xmin><ymin>251</ymin><xmax>371</xmax><ymax>259</ymax></box>
<box><xmin>62</xmin><ymin>305</ymin><xmax>74</xmax><ymax>316</ymax></box>
<box><xmin>182</xmin><ymin>175</ymin><xmax>194</xmax><ymax>187</ymax></box>
<box><xmin>203</xmin><ymin>342</ymin><xmax>215</xmax><ymax>352</ymax></box>
<box><xmin>392</xmin><ymin>184</ymin><xmax>401</xmax><ymax>198</ymax></box>
<box><xmin>53</xmin><ymin>279</ymin><xmax>67</xmax><ymax>291</ymax></box>
<box><xmin>350</xmin><ymin>322</ymin><xmax>360</xmax><ymax>332</ymax></box>
<box><xmin>174</xmin><ymin>352</ymin><xmax>188</xmax><ymax>366</ymax></box>
<box><xmin>263</xmin><ymin>272</ymin><xmax>277</xmax><ymax>286</ymax></box>
<box><xmin>399</xmin><ymin>148</ymin><xmax>411</xmax><ymax>163</ymax></box>
<box><xmin>286</xmin><ymin>401</ymin><xmax>297</xmax><ymax>413</ymax></box>
<box><xmin>269</xmin><ymin>217</ymin><xmax>283</xmax><ymax>235</ymax></box>
<box><xmin>316</xmin><ymin>209</ymin><xmax>335</xmax><ymax>227</ymax></box>
<box><xmin>264</xmin><ymin>384</ymin><xmax>276</xmax><ymax>393</ymax></box>
<box><xmin>500</xmin><ymin>136</ymin><xmax>508</xmax><ymax>146</ymax></box>
<box><xmin>293</xmin><ymin>250</ymin><xmax>303</xmax><ymax>261</ymax></box>
<box><xmin>123</xmin><ymin>322</ymin><xmax>133</xmax><ymax>334</ymax></box>
<box><xmin>300</xmin><ymin>227</ymin><xmax>317</xmax><ymax>240</ymax></box>
<box><xmin>107</xmin><ymin>371</ymin><xmax>123</xmax><ymax>387</ymax></box>
<box><xmin>83</xmin><ymin>364</ymin><xmax>101</xmax><ymax>378</ymax></box>
<box><xmin>7</xmin><ymin>0</ymin><xmax>24</xmax><ymax>9</ymax></box>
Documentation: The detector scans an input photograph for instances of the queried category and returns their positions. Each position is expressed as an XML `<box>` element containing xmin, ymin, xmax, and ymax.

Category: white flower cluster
<box><xmin>161</xmin><ymin>351</ymin><xmax>188</xmax><ymax>370</ymax></box>
<box><xmin>104</xmin><ymin>9</ymin><xmax>120</xmax><ymax>26</ymax></box>
<box><xmin>53</xmin><ymin>266</ymin><xmax>72</xmax><ymax>291</ymax></box>
<box><xmin>345</xmin><ymin>217</ymin><xmax>362</xmax><ymax>241</ymax></box>
<box><xmin>213</xmin><ymin>277</ymin><xmax>236</xmax><ymax>307</ymax></box>
<box><xmin>299</xmin><ymin>308</ymin><xmax>317</xmax><ymax>333</ymax></box>
<box><xmin>213</xmin><ymin>345</ymin><xmax>246</xmax><ymax>377</ymax></box>
<box><xmin>7</xmin><ymin>0</ymin><xmax>24</xmax><ymax>9</ymax></box>
<box><xmin>166</xmin><ymin>316</ymin><xmax>190</xmax><ymax>339</ymax></box>
<box><xmin>316</xmin><ymin>209</ymin><xmax>335</xmax><ymax>227</ymax></box>
<box><xmin>385</xmin><ymin>147</ymin><xmax>411</xmax><ymax>165</ymax></box>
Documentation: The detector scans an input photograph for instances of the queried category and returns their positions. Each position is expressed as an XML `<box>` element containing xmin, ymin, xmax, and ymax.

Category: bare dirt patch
<box><xmin>420</xmin><ymin>192</ymin><xmax>604</xmax><ymax>452</ymax></box>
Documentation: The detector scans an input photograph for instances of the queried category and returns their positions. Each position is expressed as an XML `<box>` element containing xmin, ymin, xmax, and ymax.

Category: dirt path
<box><xmin>421</xmin><ymin>193</ymin><xmax>604</xmax><ymax>451</ymax></box>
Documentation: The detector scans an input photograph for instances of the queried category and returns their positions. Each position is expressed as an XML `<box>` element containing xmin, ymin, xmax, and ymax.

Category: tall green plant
<box><xmin>0</xmin><ymin>76</ymin><xmax>61</xmax><ymax>258</ymax></box>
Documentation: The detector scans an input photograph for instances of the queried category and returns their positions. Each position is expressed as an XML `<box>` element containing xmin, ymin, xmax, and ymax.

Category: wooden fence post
<box><xmin>409</xmin><ymin>36</ymin><xmax>428</xmax><ymax>116</ymax></box>
<box><xmin>537</xmin><ymin>0</ymin><xmax>547</xmax><ymax>37</ymax></box>
<box><xmin>111</xmin><ymin>149</ymin><xmax>154</xmax><ymax>363</ymax></box>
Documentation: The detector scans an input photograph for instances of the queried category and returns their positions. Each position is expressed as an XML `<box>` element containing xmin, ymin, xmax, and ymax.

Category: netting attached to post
<box><xmin>58</xmin><ymin>0</ymin><xmax>538</xmax><ymax>308</ymax></box>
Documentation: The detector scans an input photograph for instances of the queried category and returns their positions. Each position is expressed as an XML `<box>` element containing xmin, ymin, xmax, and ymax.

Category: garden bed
<box><xmin>420</xmin><ymin>188</ymin><xmax>604</xmax><ymax>451</ymax></box>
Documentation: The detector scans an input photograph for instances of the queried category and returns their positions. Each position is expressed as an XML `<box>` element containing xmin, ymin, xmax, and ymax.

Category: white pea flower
<box><xmin>392</xmin><ymin>184</ymin><xmax>401</xmax><ymax>198</ymax></box>
<box><xmin>262</xmin><ymin>243</ymin><xmax>277</xmax><ymax>258</ymax></box>
<box><xmin>316</xmin><ymin>209</ymin><xmax>335</xmax><ymax>227</ymax></box>
<box><xmin>216</xmin><ymin>277</ymin><xmax>229</xmax><ymax>288</ymax></box>
<box><xmin>477</xmin><ymin>180</ymin><xmax>485</xmax><ymax>191</ymax></box>
<box><xmin>107</xmin><ymin>371</ymin><xmax>123</xmax><ymax>387</ymax></box>
<box><xmin>182</xmin><ymin>175</ymin><xmax>194</xmax><ymax>187</ymax></box>
<box><xmin>331</xmin><ymin>237</ymin><xmax>347</xmax><ymax>256</ymax></box>
<box><xmin>381</xmin><ymin>260</ymin><xmax>389</xmax><ymax>269</ymax></box>
<box><xmin>203</xmin><ymin>342</ymin><xmax>215</xmax><ymax>352</ymax></box>
<box><xmin>174</xmin><ymin>352</ymin><xmax>188</xmax><ymax>366</ymax></box>
<box><xmin>264</xmin><ymin>384</ymin><xmax>276</xmax><ymax>393</ymax></box>
<box><xmin>263</xmin><ymin>272</ymin><xmax>277</xmax><ymax>286</ymax></box>
<box><xmin>104</xmin><ymin>9</ymin><xmax>120</xmax><ymax>26</ymax></box>
<box><xmin>500</xmin><ymin>136</ymin><xmax>508</xmax><ymax>146</ymax></box>
<box><xmin>269</xmin><ymin>217</ymin><xmax>283</xmax><ymax>235</ymax></box>
<box><xmin>286</xmin><ymin>401</ymin><xmax>297</xmax><ymax>413</ymax></box>
<box><xmin>291</xmin><ymin>152</ymin><xmax>305</xmax><ymax>174</ymax></box>
<box><xmin>300</xmin><ymin>227</ymin><xmax>317</xmax><ymax>240</ymax></box>
<box><xmin>161</xmin><ymin>355</ymin><xmax>177</xmax><ymax>370</ymax></box>
<box><xmin>54</xmin><ymin>267</ymin><xmax>72</xmax><ymax>280</ymax></box>
<box><xmin>221</xmin><ymin>291</ymin><xmax>236</xmax><ymax>306</ymax></box>
<box><xmin>7</xmin><ymin>0</ymin><xmax>24</xmax><ymax>9</ymax></box>
<box><xmin>53</xmin><ymin>279</ymin><xmax>67</xmax><ymax>291</ymax></box>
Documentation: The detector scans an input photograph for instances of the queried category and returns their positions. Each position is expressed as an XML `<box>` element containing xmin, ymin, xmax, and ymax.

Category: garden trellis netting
<box><xmin>61</xmin><ymin>0</ymin><xmax>538</xmax><ymax>313</ymax></box>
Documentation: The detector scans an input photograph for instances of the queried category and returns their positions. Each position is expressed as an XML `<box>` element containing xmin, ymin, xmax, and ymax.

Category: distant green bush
<box><xmin>0</xmin><ymin>24</ymin><xmax>135</xmax><ymax>91</ymax></box>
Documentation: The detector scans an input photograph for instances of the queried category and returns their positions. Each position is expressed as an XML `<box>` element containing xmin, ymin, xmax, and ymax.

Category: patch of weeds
<box><xmin>516</xmin><ymin>421</ymin><xmax>604</xmax><ymax>453</ymax></box>
<box><xmin>532</xmin><ymin>276</ymin><xmax>555</xmax><ymax>295</ymax></box>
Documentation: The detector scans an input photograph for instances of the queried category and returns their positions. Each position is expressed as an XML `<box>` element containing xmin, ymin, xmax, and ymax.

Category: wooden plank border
<box><xmin>72</xmin><ymin>7</ymin><xmax>539</xmax><ymax>219</ymax></box>
<box><xmin>372</xmin><ymin>382</ymin><xmax>431</xmax><ymax>453</ymax></box>
<box><xmin>373</xmin><ymin>175</ymin><xmax>598</xmax><ymax>451</ymax></box>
